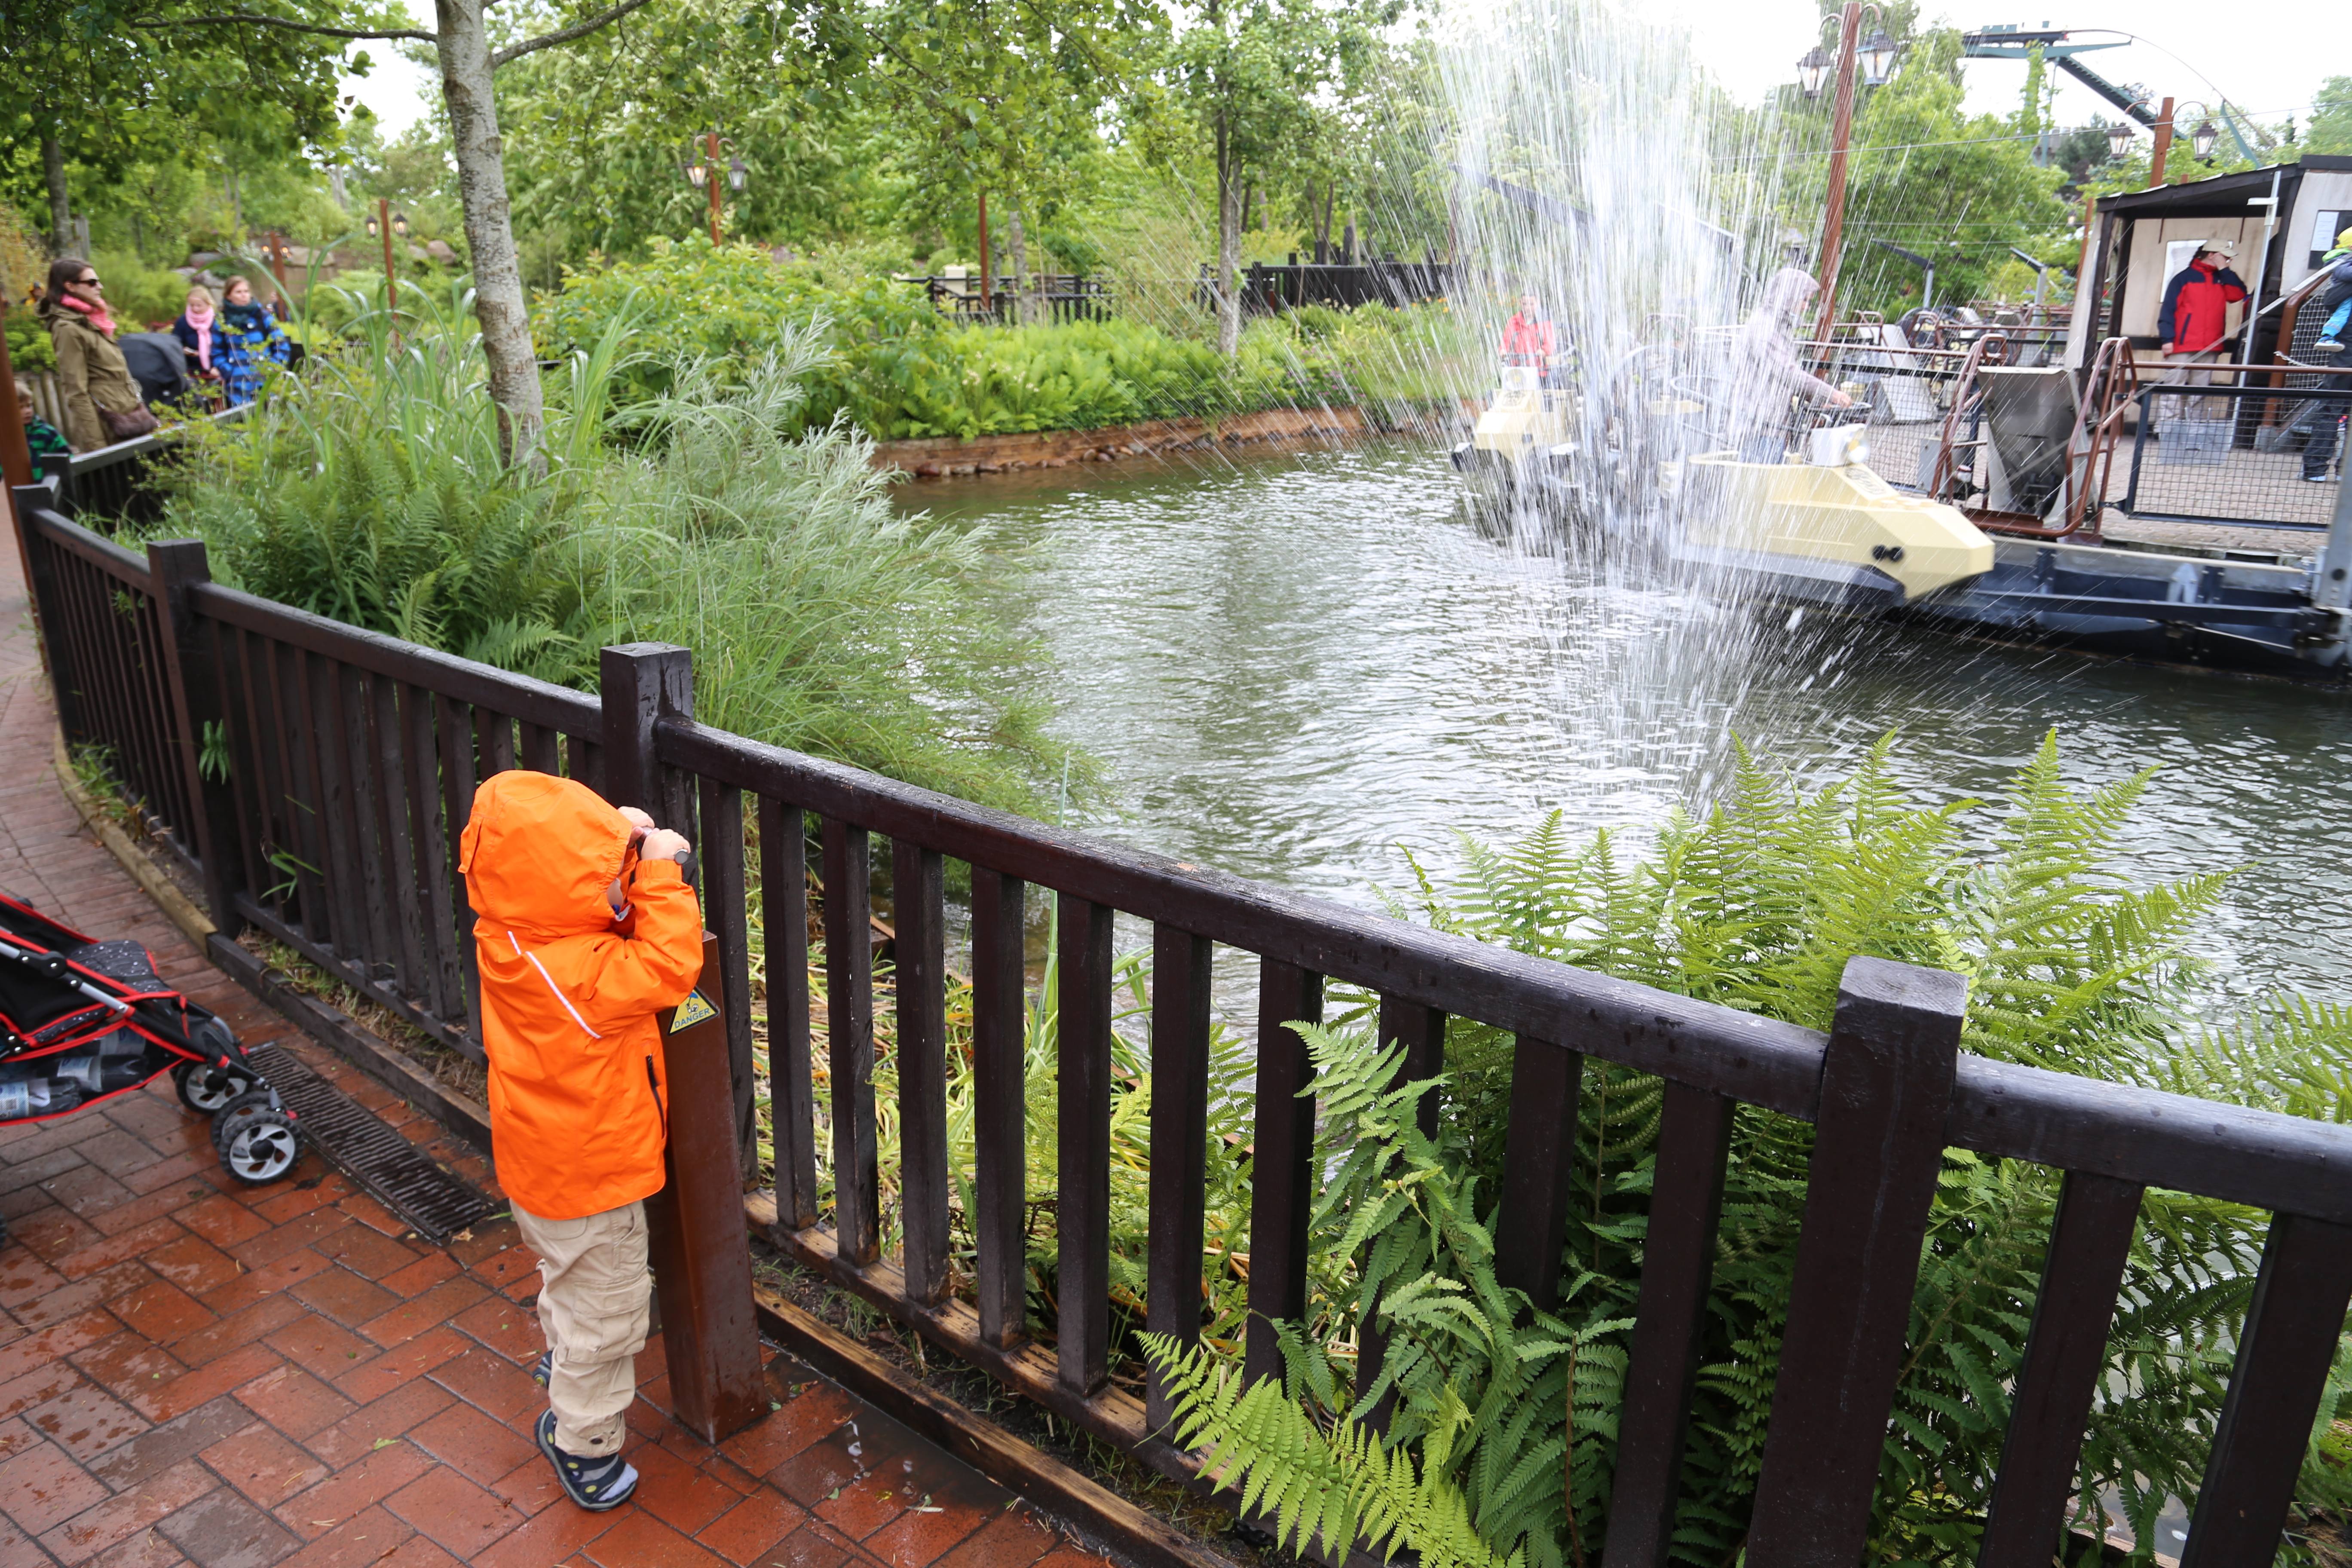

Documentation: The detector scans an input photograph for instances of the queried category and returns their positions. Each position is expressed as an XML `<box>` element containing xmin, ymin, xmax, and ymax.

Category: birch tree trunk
<box><xmin>42</xmin><ymin>136</ymin><xmax>70</xmax><ymax>254</ymax></box>
<box><xmin>1214</xmin><ymin>113</ymin><xmax>1242</xmax><ymax>357</ymax></box>
<box><xmin>435</xmin><ymin>0</ymin><xmax>545</xmax><ymax>471</ymax></box>
<box><xmin>1006</xmin><ymin>207</ymin><xmax>1038</xmax><ymax>327</ymax></box>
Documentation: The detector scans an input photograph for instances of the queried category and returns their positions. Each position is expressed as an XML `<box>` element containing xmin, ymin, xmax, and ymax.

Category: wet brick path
<box><xmin>0</xmin><ymin>527</ymin><xmax>1116</xmax><ymax>1567</ymax></box>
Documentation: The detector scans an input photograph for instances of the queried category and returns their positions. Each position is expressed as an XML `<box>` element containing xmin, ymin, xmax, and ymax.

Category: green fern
<box><xmin>1167</xmin><ymin>733</ymin><xmax>2346</xmax><ymax>1568</ymax></box>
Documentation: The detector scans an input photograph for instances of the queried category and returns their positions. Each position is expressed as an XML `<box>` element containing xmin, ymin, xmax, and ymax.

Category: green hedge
<box><xmin>533</xmin><ymin>237</ymin><xmax>1474</xmax><ymax>442</ymax></box>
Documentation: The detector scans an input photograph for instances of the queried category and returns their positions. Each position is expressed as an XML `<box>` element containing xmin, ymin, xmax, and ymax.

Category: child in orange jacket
<box><xmin>458</xmin><ymin>771</ymin><xmax>705</xmax><ymax>1511</ymax></box>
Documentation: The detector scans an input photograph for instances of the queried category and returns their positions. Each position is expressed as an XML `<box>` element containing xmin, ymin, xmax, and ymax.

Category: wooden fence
<box><xmin>12</xmin><ymin>479</ymin><xmax>2352</xmax><ymax>1568</ymax></box>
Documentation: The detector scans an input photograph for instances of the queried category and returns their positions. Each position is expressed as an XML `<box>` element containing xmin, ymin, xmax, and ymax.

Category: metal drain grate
<box><xmin>248</xmin><ymin>1043</ymin><xmax>498</xmax><ymax>1243</ymax></box>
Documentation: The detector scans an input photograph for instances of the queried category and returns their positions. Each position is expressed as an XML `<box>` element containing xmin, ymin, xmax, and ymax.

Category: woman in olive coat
<box><xmin>37</xmin><ymin>258</ymin><xmax>145</xmax><ymax>452</ymax></box>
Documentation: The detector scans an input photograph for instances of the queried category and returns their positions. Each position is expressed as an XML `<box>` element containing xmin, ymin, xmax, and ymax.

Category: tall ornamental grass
<box><xmin>157</xmin><ymin>278</ymin><xmax>1081</xmax><ymax>812</ymax></box>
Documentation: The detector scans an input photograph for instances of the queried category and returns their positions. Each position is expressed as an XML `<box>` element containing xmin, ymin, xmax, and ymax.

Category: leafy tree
<box><xmin>1784</xmin><ymin>26</ymin><xmax>2069</xmax><ymax>315</ymax></box>
<box><xmin>131</xmin><ymin>0</ymin><xmax>687</xmax><ymax>469</ymax></box>
<box><xmin>851</xmin><ymin>0</ymin><xmax>1127</xmax><ymax>322</ymax></box>
<box><xmin>0</xmin><ymin>0</ymin><xmax>386</xmax><ymax>244</ymax></box>
<box><xmin>492</xmin><ymin>0</ymin><xmax>893</xmax><ymax>266</ymax></box>
<box><xmin>2310</xmin><ymin>76</ymin><xmax>2352</xmax><ymax>156</ymax></box>
<box><xmin>1135</xmin><ymin>0</ymin><xmax>1403</xmax><ymax>355</ymax></box>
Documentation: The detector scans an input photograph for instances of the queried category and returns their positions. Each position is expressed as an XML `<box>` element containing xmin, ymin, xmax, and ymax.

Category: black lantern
<box><xmin>2191</xmin><ymin>119</ymin><xmax>2219</xmax><ymax>160</ymax></box>
<box><xmin>686</xmin><ymin>148</ymin><xmax>709</xmax><ymax>187</ymax></box>
<box><xmin>2107</xmin><ymin>121</ymin><xmax>2134</xmax><ymax>160</ymax></box>
<box><xmin>1859</xmin><ymin>28</ymin><xmax>1898</xmax><ymax>87</ymax></box>
<box><xmin>728</xmin><ymin>155</ymin><xmax>747</xmax><ymax>193</ymax></box>
<box><xmin>1797</xmin><ymin>46</ymin><xmax>1832</xmax><ymax>99</ymax></box>
<box><xmin>392</xmin><ymin>211</ymin><xmax>410</xmax><ymax>239</ymax></box>
<box><xmin>365</xmin><ymin>212</ymin><xmax>380</xmax><ymax>239</ymax></box>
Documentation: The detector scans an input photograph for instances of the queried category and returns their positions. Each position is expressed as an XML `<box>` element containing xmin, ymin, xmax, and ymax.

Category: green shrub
<box><xmin>1144</xmin><ymin>735</ymin><xmax>2352</xmax><ymax>1567</ymax></box>
<box><xmin>533</xmin><ymin>236</ymin><xmax>1477</xmax><ymax>441</ymax></box>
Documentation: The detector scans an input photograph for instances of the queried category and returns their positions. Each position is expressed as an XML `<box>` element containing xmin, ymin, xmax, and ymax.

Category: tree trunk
<box><xmin>435</xmin><ymin>0</ymin><xmax>545</xmax><ymax>471</ymax></box>
<box><xmin>1007</xmin><ymin>206</ymin><xmax>1037</xmax><ymax>326</ymax></box>
<box><xmin>1214</xmin><ymin>114</ymin><xmax>1241</xmax><ymax>357</ymax></box>
<box><xmin>42</xmin><ymin>136</ymin><xmax>70</xmax><ymax>254</ymax></box>
<box><xmin>976</xmin><ymin>190</ymin><xmax>992</xmax><ymax>320</ymax></box>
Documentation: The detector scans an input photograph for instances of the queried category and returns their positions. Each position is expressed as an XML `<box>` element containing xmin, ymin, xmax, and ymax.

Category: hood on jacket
<box><xmin>459</xmin><ymin>771</ymin><xmax>633</xmax><ymax>937</ymax></box>
<box><xmin>1754</xmin><ymin>268</ymin><xmax>1820</xmax><ymax>326</ymax></box>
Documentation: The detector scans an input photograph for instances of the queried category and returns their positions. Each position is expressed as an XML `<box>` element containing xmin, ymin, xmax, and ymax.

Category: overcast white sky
<box><xmin>341</xmin><ymin>0</ymin><xmax>2343</xmax><ymax>143</ymax></box>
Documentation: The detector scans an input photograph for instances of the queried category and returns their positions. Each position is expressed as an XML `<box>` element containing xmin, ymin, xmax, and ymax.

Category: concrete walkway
<box><xmin>0</xmin><ymin>520</ymin><xmax>1108</xmax><ymax>1568</ymax></box>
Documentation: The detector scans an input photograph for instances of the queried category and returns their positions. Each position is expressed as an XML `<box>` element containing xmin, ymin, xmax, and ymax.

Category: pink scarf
<box><xmin>56</xmin><ymin>291</ymin><xmax>115</xmax><ymax>337</ymax></box>
<box><xmin>183</xmin><ymin>300</ymin><xmax>215</xmax><ymax>369</ymax></box>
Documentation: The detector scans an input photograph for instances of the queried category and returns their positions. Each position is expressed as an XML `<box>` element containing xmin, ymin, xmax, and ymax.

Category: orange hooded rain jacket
<box><xmin>458</xmin><ymin>771</ymin><xmax>705</xmax><ymax>1220</ymax></box>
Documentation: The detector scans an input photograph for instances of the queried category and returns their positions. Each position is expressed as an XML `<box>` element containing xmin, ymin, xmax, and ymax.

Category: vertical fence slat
<box><xmin>312</xmin><ymin>656</ymin><xmax>366</xmax><ymax>960</ymax></box>
<box><xmin>1246</xmin><ymin>959</ymin><xmax>1322</xmax><ymax>1388</ymax></box>
<box><xmin>971</xmin><ymin>867</ymin><xmax>1028</xmax><ymax>1348</ymax></box>
<box><xmin>823</xmin><ymin>817</ymin><xmax>879</xmax><ymax>1266</ymax></box>
<box><xmin>244</xmin><ymin>624</ymin><xmax>295</xmax><ymax>918</ymax></box>
<box><xmin>1494</xmin><ymin>1035</ymin><xmax>1581</xmax><ymax>1315</ymax></box>
<box><xmin>478</xmin><ymin>707</ymin><xmax>517</xmax><ymax>777</ymax></box>
<box><xmin>435</xmin><ymin>694</ymin><xmax>484</xmax><ymax>1056</ymax></box>
<box><xmin>372</xmin><ymin>674</ymin><xmax>429</xmax><ymax>1002</ymax></box>
<box><xmin>1056</xmin><ymin>894</ymin><xmax>1115</xmax><ymax>1399</ymax></box>
<box><xmin>2177</xmin><ymin>1210</ymin><xmax>2352</xmax><ymax>1568</ymax></box>
<box><xmin>1145</xmin><ymin>926</ymin><xmax>1212</xmax><ymax>1431</ymax></box>
<box><xmin>1745</xmin><ymin>958</ymin><xmax>1966</xmax><ymax>1568</ymax></box>
<box><xmin>1976</xmin><ymin>1170</ymin><xmax>2145</xmax><ymax>1568</ymax></box>
<box><xmin>698</xmin><ymin>779</ymin><xmax>755</xmax><ymax>1170</ymax></box>
<box><xmin>220</xmin><ymin>628</ymin><xmax>270</xmax><ymax>915</ymax></box>
<box><xmin>519</xmin><ymin>721</ymin><xmax>559</xmax><ymax>775</ymax></box>
<box><xmin>895</xmin><ymin>840</ymin><xmax>949</xmax><ymax>1305</ymax></box>
<box><xmin>18</xmin><ymin>513</ymin><xmax>89</xmax><ymax>740</ymax></box>
<box><xmin>402</xmin><ymin>682</ymin><xmax>460</xmax><ymax>1025</ymax></box>
<box><xmin>761</xmin><ymin>797</ymin><xmax>818</xmax><ymax>1233</ymax></box>
<box><xmin>1357</xmin><ymin>993</ymin><xmax>1449</xmax><ymax>1417</ymax></box>
<box><xmin>276</xmin><ymin>639</ymin><xmax>329</xmax><ymax>942</ymax></box>
<box><xmin>145</xmin><ymin>542</ymin><xmax>240</xmax><ymax>931</ymax></box>
<box><xmin>133</xmin><ymin>591</ymin><xmax>190</xmax><ymax>840</ymax></box>
<box><xmin>341</xmin><ymin>662</ymin><xmax>398</xmax><ymax>977</ymax></box>
<box><xmin>1599</xmin><ymin>1081</ymin><xmax>1735</xmax><ymax>1568</ymax></box>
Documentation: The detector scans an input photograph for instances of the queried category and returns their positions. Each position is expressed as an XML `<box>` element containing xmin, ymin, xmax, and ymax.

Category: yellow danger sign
<box><xmin>670</xmin><ymin>989</ymin><xmax>717</xmax><ymax>1032</ymax></box>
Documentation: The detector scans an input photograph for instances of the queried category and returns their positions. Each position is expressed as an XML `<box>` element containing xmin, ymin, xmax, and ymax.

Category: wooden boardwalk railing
<box><xmin>14</xmin><ymin>483</ymin><xmax>2352</xmax><ymax>1567</ymax></box>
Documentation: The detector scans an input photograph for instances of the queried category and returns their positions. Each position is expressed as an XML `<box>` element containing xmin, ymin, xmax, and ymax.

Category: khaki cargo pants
<box><xmin>514</xmin><ymin>1200</ymin><xmax>650</xmax><ymax>1456</ymax></box>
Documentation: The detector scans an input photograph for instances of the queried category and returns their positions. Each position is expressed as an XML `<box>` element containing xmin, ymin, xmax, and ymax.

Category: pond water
<box><xmin>903</xmin><ymin>439</ymin><xmax>2352</xmax><ymax>1009</ymax></box>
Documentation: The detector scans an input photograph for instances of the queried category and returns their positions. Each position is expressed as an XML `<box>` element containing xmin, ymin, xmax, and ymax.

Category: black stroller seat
<box><xmin>0</xmin><ymin>892</ymin><xmax>298</xmax><ymax>1203</ymax></box>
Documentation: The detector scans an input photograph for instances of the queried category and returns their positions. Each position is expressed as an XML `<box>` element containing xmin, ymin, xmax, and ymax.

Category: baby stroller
<box><xmin>0</xmin><ymin>892</ymin><xmax>300</xmax><ymax>1208</ymax></box>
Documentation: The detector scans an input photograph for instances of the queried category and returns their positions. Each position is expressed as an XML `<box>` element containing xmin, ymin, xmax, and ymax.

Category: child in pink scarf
<box><xmin>174</xmin><ymin>286</ymin><xmax>220</xmax><ymax>382</ymax></box>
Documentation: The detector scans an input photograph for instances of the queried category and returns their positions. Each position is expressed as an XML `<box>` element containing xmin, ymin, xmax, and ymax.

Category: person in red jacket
<box><xmin>2157</xmin><ymin>242</ymin><xmax>2249</xmax><ymax>426</ymax></box>
<box><xmin>1500</xmin><ymin>291</ymin><xmax>1561</xmax><ymax>383</ymax></box>
<box><xmin>457</xmin><ymin>772</ymin><xmax>704</xmax><ymax>1512</ymax></box>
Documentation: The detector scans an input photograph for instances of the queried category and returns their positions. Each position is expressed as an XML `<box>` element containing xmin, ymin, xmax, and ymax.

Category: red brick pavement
<box><xmin>0</xmin><ymin>518</ymin><xmax>1116</xmax><ymax>1566</ymax></box>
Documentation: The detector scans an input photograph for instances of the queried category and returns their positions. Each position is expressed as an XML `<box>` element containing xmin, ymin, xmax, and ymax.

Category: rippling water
<box><xmin>905</xmin><ymin>440</ymin><xmax>2352</xmax><ymax>1005</ymax></box>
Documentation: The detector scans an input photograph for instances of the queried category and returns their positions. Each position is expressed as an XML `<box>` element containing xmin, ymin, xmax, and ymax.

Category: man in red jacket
<box><xmin>2157</xmin><ymin>241</ymin><xmax>2248</xmax><ymax>426</ymax></box>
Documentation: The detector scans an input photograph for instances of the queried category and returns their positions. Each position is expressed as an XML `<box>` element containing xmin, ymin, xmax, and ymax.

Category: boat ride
<box><xmin>1455</xmin><ymin>153</ymin><xmax>2352</xmax><ymax>676</ymax></box>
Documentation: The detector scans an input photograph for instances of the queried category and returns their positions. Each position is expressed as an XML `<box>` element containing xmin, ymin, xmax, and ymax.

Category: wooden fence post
<box><xmin>146</xmin><ymin>540</ymin><xmax>244</xmax><ymax>935</ymax></box>
<box><xmin>599</xmin><ymin>643</ymin><xmax>768</xmax><ymax>1445</ymax></box>
<box><xmin>1744</xmin><ymin>956</ymin><xmax>1966</xmax><ymax>1568</ymax></box>
<box><xmin>12</xmin><ymin>487</ymin><xmax>86</xmax><ymax>740</ymax></box>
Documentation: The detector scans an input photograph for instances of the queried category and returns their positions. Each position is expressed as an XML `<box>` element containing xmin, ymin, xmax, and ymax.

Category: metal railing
<box><xmin>2120</xmin><ymin>382</ymin><xmax>2350</xmax><ymax>530</ymax></box>
<box><xmin>13</xmin><ymin>484</ymin><xmax>2352</xmax><ymax>1568</ymax></box>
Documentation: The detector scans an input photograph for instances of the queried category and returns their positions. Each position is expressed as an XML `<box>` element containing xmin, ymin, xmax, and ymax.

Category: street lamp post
<box><xmin>1801</xmin><ymin>0</ymin><xmax>1893</xmax><ymax>339</ymax></box>
<box><xmin>369</xmin><ymin>199</ymin><xmax>399</xmax><ymax>312</ymax></box>
<box><xmin>2150</xmin><ymin>100</ymin><xmax>2219</xmax><ymax>187</ymax></box>
<box><xmin>683</xmin><ymin>131</ymin><xmax>740</xmax><ymax>246</ymax></box>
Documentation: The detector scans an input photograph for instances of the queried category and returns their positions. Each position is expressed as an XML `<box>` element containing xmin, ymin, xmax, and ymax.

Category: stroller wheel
<box><xmin>209</xmin><ymin>1088</ymin><xmax>284</xmax><ymax>1160</ymax></box>
<box><xmin>174</xmin><ymin>1061</ymin><xmax>259</xmax><ymax>1115</ymax></box>
<box><xmin>217</xmin><ymin>1108</ymin><xmax>301</xmax><ymax>1186</ymax></box>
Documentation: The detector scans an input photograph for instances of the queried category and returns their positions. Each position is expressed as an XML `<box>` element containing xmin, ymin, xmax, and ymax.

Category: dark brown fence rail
<box><xmin>14</xmin><ymin>482</ymin><xmax>2352</xmax><ymax>1568</ymax></box>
